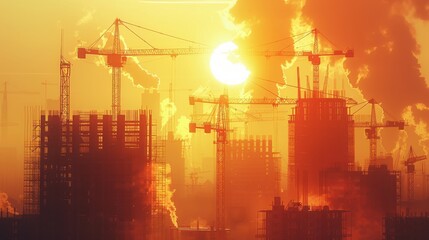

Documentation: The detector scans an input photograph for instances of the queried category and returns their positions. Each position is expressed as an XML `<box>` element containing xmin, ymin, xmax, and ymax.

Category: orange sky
<box><xmin>0</xmin><ymin>0</ymin><xmax>428</xmax><ymax>205</ymax></box>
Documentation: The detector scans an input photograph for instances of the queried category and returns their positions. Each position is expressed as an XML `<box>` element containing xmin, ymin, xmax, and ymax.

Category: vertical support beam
<box><xmin>117</xmin><ymin>114</ymin><xmax>125</xmax><ymax>149</ymax></box>
<box><xmin>216</xmin><ymin>94</ymin><xmax>229</xmax><ymax>239</ymax></box>
<box><xmin>103</xmin><ymin>115</ymin><xmax>112</xmax><ymax>150</ymax></box>
<box><xmin>369</xmin><ymin>99</ymin><xmax>378</xmax><ymax>166</ymax></box>
<box><xmin>89</xmin><ymin>115</ymin><xmax>98</xmax><ymax>152</ymax></box>
<box><xmin>39</xmin><ymin>115</ymin><xmax>46</xmax><ymax>214</ymax></box>
<box><xmin>303</xmin><ymin>171</ymin><xmax>308</xmax><ymax>206</ymax></box>
<box><xmin>297</xmin><ymin>67</ymin><xmax>301</xmax><ymax>100</ymax></box>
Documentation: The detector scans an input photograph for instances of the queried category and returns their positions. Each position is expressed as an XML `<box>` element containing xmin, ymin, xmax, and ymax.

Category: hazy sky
<box><xmin>1</xmin><ymin>0</ymin><xmax>428</xmax><ymax>204</ymax></box>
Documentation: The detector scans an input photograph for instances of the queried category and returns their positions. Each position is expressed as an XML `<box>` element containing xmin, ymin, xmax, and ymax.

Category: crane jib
<box><xmin>77</xmin><ymin>47</ymin><xmax>354</xmax><ymax>58</ymax></box>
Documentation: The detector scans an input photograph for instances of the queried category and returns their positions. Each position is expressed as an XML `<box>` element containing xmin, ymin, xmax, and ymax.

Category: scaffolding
<box><xmin>152</xmin><ymin>127</ymin><xmax>168</xmax><ymax>240</ymax></box>
<box><xmin>320</xmin><ymin>166</ymin><xmax>401</xmax><ymax>239</ymax></box>
<box><xmin>383</xmin><ymin>214</ymin><xmax>429</xmax><ymax>240</ymax></box>
<box><xmin>35</xmin><ymin>110</ymin><xmax>153</xmax><ymax>240</ymax></box>
<box><xmin>288</xmin><ymin>97</ymin><xmax>354</xmax><ymax>204</ymax></box>
<box><xmin>226</xmin><ymin>136</ymin><xmax>281</xmax><ymax>240</ymax></box>
<box><xmin>23</xmin><ymin>106</ymin><xmax>41</xmax><ymax>215</ymax></box>
<box><xmin>257</xmin><ymin>197</ymin><xmax>351</xmax><ymax>240</ymax></box>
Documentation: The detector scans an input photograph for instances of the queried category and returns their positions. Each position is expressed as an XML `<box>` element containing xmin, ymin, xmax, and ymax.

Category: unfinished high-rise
<box><xmin>226</xmin><ymin>136</ymin><xmax>281</xmax><ymax>239</ymax></box>
<box><xmin>257</xmin><ymin>197</ymin><xmax>351</xmax><ymax>240</ymax></box>
<box><xmin>288</xmin><ymin>96</ymin><xmax>354</xmax><ymax>204</ymax></box>
<box><xmin>24</xmin><ymin>111</ymin><xmax>154</xmax><ymax>240</ymax></box>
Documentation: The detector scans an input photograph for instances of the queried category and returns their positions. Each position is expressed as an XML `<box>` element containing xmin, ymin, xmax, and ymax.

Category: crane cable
<box><xmin>248</xmin><ymin>30</ymin><xmax>312</xmax><ymax>49</ymax></box>
<box><xmin>121</xmin><ymin>21</ymin><xmax>157</xmax><ymax>49</ymax></box>
<box><xmin>121</xmin><ymin>20</ymin><xmax>210</xmax><ymax>47</ymax></box>
<box><xmin>89</xmin><ymin>21</ymin><xmax>115</xmax><ymax>48</ymax></box>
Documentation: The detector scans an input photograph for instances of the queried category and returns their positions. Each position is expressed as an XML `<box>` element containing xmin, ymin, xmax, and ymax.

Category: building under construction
<box><xmin>22</xmin><ymin>111</ymin><xmax>155</xmax><ymax>240</ymax></box>
<box><xmin>226</xmin><ymin>136</ymin><xmax>281</xmax><ymax>239</ymax></box>
<box><xmin>288</xmin><ymin>94</ymin><xmax>355</xmax><ymax>204</ymax></box>
<box><xmin>257</xmin><ymin>197</ymin><xmax>351</xmax><ymax>240</ymax></box>
<box><xmin>383</xmin><ymin>214</ymin><xmax>429</xmax><ymax>240</ymax></box>
<box><xmin>320</xmin><ymin>165</ymin><xmax>401</xmax><ymax>239</ymax></box>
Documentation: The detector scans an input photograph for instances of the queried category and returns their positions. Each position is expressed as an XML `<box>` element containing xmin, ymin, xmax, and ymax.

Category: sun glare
<box><xmin>210</xmin><ymin>41</ymin><xmax>250</xmax><ymax>85</ymax></box>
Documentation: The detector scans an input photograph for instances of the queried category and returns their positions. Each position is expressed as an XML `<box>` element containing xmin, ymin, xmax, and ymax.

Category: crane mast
<box><xmin>77</xmin><ymin>20</ymin><xmax>355</xmax><ymax>236</ymax></box>
<box><xmin>60</xmin><ymin>31</ymin><xmax>71</xmax><ymax>123</ymax></box>
<box><xmin>312</xmin><ymin>29</ymin><xmax>320</xmax><ymax>97</ymax></box>
<box><xmin>78</xmin><ymin>20</ymin><xmax>353</xmax><ymax>120</ymax></box>
<box><xmin>369</xmin><ymin>99</ymin><xmax>378</xmax><ymax>165</ymax></box>
<box><xmin>404</xmin><ymin>146</ymin><xmax>427</xmax><ymax>202</ymax></box>
<box><xmin>216</xmin><ymin>94</ymin><xmax>228</xmax><ymax>237</ymax></box>
<box><xmin>354</xmin><ymin>99</ymin><xmax>405</xmax><ymax>166</ymax></box>
<box><xmin>112</xmin><ymin>19</ymin><xmax>123</xmax><ymax>118</ymax></box>
<box><xmin>189</xmin><ymin>94</ymin><xmax>296</xmax><ymax>239</ymax></box>
<box><xmin>189</xmin><ymin>91</ymin><xmax>357</xmax><ymax>238</ymax></box>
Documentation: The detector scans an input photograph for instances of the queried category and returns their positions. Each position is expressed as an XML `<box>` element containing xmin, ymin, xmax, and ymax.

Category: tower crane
<box><xmin>189</xmin><ymin>92</ymin><xmax>357</xmax><ymax>238</ymax></box>
<box><xmin>404</xmin><ymin>146</ymin><xmax>427</xmax><ymax>202</ymax></box>
<box><xmin>354</xmin><ymin>99</ymin><xmax>405</xmax><ymax>166</ymax></box>
<box><xmin>77</xmin><ymin>18</ymin><xmax>353</xmax><ymax>118</ymax></box>
<box><xmin>60</xmin><ymin>32</ymin><xmax>71</xmax><ymax>123</ymax></box>
<box><xmin>188</xmin><ymin>93</ymin><xmax>296</xmax><ymax>238</ymax></box>
<box><xmin>78</xmin><ymin>18</ymin><xmax>210</xmax><ymax>119</ymax></box>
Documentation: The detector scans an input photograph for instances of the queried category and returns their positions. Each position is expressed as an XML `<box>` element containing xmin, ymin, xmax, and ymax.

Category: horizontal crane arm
<box><xmin>189</xmin><ymin>96</ymin><xmax>297</xmax><ymax>106</ymax></box>
<box><xmin>78</xmin><ymin>47</ymin><xmax>354</xmax><ymax>58</ymax></box>
<box><xmin>190</xmin><ymin>96</ymin><xmax>357</xmax><ymax>106</ymax></box>
<box><xmin>354</xmin><ymin>121</ymin><xmax>405</xmax><ymax>129</ymax></box>
<box><xmin>405</xmin><ymin>156</ymin><xmax>427</xmax><ymax>165</ymax></box>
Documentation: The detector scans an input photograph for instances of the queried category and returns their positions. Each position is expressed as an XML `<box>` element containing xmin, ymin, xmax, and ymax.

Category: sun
<box><xmin>210</xmin><ymin>41</ymin><xmax>250</xmax><ymax>85</ymax></box>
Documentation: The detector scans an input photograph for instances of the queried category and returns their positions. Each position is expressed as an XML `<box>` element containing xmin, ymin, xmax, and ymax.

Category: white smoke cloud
<box><xmin>0</xmin><ymin>192</ymin><xmax>18</xmax><ymax>215</ymax></box>
<box><xmin>76</xmin><ymin>10</ymin><xmax>95</xmax><ymax>26</ymax></box>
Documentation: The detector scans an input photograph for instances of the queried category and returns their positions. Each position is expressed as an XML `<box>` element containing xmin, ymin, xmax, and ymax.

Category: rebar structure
<box><xmin>257</xmin><ymin>197</ymin><xmax>351</xmax><ymax>240</ymax></box>
<box><xmin>37</xmin><ymin>110</ymin><xmax>153</xmax><ymax>240</ymax></box>
<box><xmin>152</xmin><ymin>125</ymin><xmax>168</xmax><ymax>240</ymax></box>
<box><xmin>23</xmin><ymin>106</ymin><xmax>41</xmax><ymax>215</ymax></box>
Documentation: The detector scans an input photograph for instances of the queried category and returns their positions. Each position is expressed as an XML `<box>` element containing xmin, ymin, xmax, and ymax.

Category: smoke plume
<box><xmin>302</xmin><ymin>0</ymin><xmax>429</xmax><ymax>118</ymax></box>
<box><xmin>153</xmin><ymin>163</ymin><xmax>178</xmax><ymax>228</ymax></box>
<box><xmin>160</xmin><ymin>98</ymin><xmax>177</xmax><ymax>129</ymax></box>
<box><xmin>95</xmin><ymin>32</ymin><xmax>160</xmax><ymax>90</ymax></box>
<box><xmin>301</xmin><ymin>0</ymin><xmax>429</xmax><ymax>153</ymax></box>
<box><xmin>175</xmin><ymin>116</ymin><xmax>192</xmax><ymax>142</ymax></box>
<box><xmin>228</xmin><ymin>0</ymin><xmax>429</xmax><ymax>153</ymax></box>
<box><xmin>0</xmin><ymin>192</ymin><xmax>17</xmax><ymax>215</ymax></box>
<box><xmin>123</xmin><ymin>58</ymin><xmax>160</xmax><ymax>90</ymax></box>
<box><xmin>227</xmin><ymin>0</ymin><xmax>299</xmax><ymax>98</ymax></box>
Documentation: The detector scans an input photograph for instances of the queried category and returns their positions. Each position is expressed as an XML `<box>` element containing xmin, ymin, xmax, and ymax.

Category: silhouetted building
<box><xmin>257</xmin><ymin>197</ymin><xmax>351</xmax><ymax>240</ymax></box>
<box><xmin>24</xmin><ymin>111</ymin><xmax>154</xmax><ymax>240</ymax></box>
<box><xmin>320</xmin><ymin>165</ymin><xmax>400</xmax><ymax>239</ymax></box>
<box><xmin>0</xmin><ymin>214</ymin><xmax>40</xmax><ymax>240</ymax></box>
<box><xmin>288</xmin><ymin>97</ymin><xmax>354</xmax><ymax>204</ymax></box>
<box><xmin>384</xmin><ymin>214</ymin><xmax>429</xmax><ymax>240</ymax></box>
<box><xmin>170</xmin><ymin>227</ymin><xmax>217</xmax><ymax>240</ymax></box>
<box><xmin>226</xmin><ymin>136</ymin><xmax>280</xmax><ymax>239</ymax></box>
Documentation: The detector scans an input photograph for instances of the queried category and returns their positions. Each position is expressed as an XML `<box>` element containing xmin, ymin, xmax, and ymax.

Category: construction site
<box><xmin>1</xmin><ymin>1</ymin><xmax>429</xmax><ymax>240</ymax></box>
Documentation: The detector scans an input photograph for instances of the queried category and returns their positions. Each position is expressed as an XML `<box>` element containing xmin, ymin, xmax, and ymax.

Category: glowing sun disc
<box><xmin>210</xmin><ymin>41</ymin><xmax>250</xmax><ymax>85</ymax></box>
